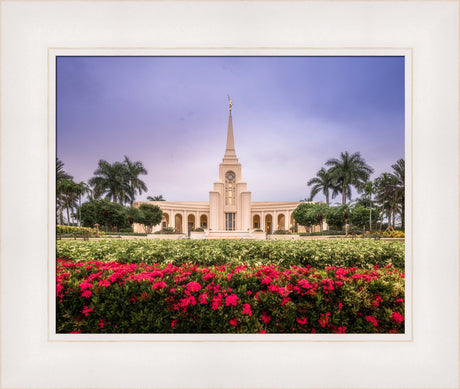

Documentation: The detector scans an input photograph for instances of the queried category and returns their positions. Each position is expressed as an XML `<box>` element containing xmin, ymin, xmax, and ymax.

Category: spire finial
<box><xmin>227</xmin><ymin>94</ymin><xmax>233</xmax><ymax>112</ymax></box>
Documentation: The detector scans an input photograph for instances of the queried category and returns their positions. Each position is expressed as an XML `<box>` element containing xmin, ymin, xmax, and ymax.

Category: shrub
<box><xmin>56</xmin><ymin>259</ymin><xmax>405</xmax><ymax>334</ymax></box>
<box><xmin>56</xmin><ymin>225</ymin><xmax>102</xmax><ymax>237</ymax></box>
<box><xmin>273</xmin><ymin>229</ymin><xmax>291</xmax><ymax>235</ymax></box>
<box><xmin>154</xmin><ymin>227</ymin><xmax>176</xmax><ymax>234</ymax></box>
<box><xmin>382</xmin><ymin>230</ymin><xmax>405</xmax><ymax>238</ymax></box>
<box><xmin>56</xmin><ymin>239</ymin><xmax>405</xmax><ymax>270</ymax></box>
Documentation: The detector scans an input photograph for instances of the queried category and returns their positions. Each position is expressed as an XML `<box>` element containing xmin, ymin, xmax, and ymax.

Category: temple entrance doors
<box><xmin>265</xmin><ymin>215</ymin><xmax>273</xmax><ymax>234</ymax></box>
<box><xmin>187</xmin><ymin>214</ymin><xmax>195</xmax><ymax>233</ymax></box>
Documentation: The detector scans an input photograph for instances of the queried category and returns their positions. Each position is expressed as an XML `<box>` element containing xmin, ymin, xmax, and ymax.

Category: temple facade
<box><xmin>133</xmin><ymin>104</ymin><xmax>305</xmax><ymax>236</ymax></box>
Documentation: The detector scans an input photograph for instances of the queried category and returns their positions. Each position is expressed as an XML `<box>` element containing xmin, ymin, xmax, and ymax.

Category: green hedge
<box><xmin>56</xmin><ymin>239</ymin><xmax>404</xmax><ymax>269</ymax></box>
<box><xmin>56</xmin><ymin>225</ymin><xmax>102</xmax><ymax>237</ymax></box>
<box><xmin>56</xmin><ymin>259</ymin><xmax>405</xmax><ymax>334</ymax></box>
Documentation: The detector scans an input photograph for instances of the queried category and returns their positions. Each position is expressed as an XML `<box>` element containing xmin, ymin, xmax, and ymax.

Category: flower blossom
<box><xmin>242</xmin><ymin>303</ymin><xmax>252</xmax><ymax>316</ymax></box>
<box><xmin>225</xmin><ymin>294</ymin><xmax>239</xmax><ymax>307</ymax></box>
<box><xmin>186</xmin><ymin>281</ymin><xmax>202</xmax><ymax>292</ymax></box>
<box><xmin>391</xmin><ymin>312</ymin><xmax>404</xmax><ymax>324</ymax></box>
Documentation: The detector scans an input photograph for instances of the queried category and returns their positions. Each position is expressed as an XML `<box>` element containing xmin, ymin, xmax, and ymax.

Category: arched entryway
<box><xmin>265</xmin><ymin>214</ymin><xmax>273</xmax><ymax>234</ymax></box>
<box><xmin>278</xmin><ymin>214</ymin><xmax>285</xmax><ymax>231</ymax></box>
<box><xmin>175</xmin><ymin>214</ymin><xmax>183</xmax><ymax>233</ymax></box>
<box><xmin>200</xmin><ymin>214</ymin><xmax>208</xmax><ymax>229</ymax></box>
<box><xmin>187</xmin><ymin>214</ymin><xmax>195</xmax><ymax>232</ymax></box>
<box><xmin>162</xmin><ymin>213</ymin><xmax>169</xmax><ymax>229</ymax></box>
<box><xmin>253</xmin><ymin>215</ymin><xmax>261</xmax><ymax>229</ymax></box>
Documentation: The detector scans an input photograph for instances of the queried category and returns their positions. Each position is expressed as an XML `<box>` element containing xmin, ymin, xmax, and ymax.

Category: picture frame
<box><xmin>1</xmin><ymin>1</ymin><xmax>458</xmax><ymax>388</ymax></box>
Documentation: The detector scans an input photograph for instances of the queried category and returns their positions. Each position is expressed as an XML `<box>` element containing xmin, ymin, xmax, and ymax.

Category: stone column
<box><xmin>182</xmin><ymin>212</ymin><xmax>187</xmax><ymax>234</ymax></box>
<box><xmin>170</xmin><ymin>210</ymin><xmax>175</xmax><ymax>230</ymax></box>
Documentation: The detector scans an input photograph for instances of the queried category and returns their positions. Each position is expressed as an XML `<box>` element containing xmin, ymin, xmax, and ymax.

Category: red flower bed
<box><xmin>56</xmin><ymin>259</ymin><xmax>405</xmax><ymax>334</ymax></box>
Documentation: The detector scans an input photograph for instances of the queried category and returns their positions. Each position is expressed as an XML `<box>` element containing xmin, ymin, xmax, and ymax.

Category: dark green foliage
<box><xmin>134</xmin><ymin>204</ymin><xmax>163</xmax><ymax>233</ymax></box>
<box><xmin>80</xmin><ymin>199</ymin><xmax>130</xmax><ymax>231</ymax></box>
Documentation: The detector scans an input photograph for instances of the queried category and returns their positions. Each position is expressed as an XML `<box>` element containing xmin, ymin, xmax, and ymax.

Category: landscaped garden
<box><xmin>56</xmin><ymin>239</ymin><xmax>404</xmax><ymax>334</ymax></box>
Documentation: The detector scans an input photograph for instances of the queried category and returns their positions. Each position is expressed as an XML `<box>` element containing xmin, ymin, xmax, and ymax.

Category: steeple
<box><xmin>223</xmin><ymin>96</ymin><xmax>238</xmax><ymax>163</ymax></box>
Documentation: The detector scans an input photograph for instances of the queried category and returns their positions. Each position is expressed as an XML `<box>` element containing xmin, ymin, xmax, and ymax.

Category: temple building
<box><xmin>133</xmin><ymin>101</ymin><xmax>307</xmax><ymax>237</ymax></box>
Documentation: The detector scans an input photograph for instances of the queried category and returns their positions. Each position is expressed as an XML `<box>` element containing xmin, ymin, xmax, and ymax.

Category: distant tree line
<box><xmin>56</xmin><ymin>157</ymin><xmax>165</xmax><ymax>231</ymax></box>
<box><xmin>302</xmin><ymin>151</ymin><xmax>404</xmax><ymax>230</ymax></box>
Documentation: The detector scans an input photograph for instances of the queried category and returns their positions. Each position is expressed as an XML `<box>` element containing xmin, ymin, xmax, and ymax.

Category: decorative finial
<box><xmin>227</xmin><ymin>94</ymin><xmax>233</xmax><ymax>111</ymax></box>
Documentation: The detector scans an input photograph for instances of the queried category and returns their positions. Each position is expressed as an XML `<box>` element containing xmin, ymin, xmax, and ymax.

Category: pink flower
<box><xmin>391</xmin><ymin>312</ymin><xmax>404</xmax><ymax>324</ymax></box>
<box><xmin>171</xmin><ymin>319</ymin><xmax>178</xmax><ymax>329</ymax></box>
<box><xmin>199</xmin><ymin>293</ymin><xmax>208</xmax><ymax>305</ymax></box>
<box><xmin>318</xmin><ymin>312</ymin><xmax>331</xmax><ymax>328</ymax></box>
<box><xmin>262</xmin><ymin>312</ymin><xmax>271</xmax><ymax>324</ymax></box>
<box><xmin>296</xmin><ymin>317</ymin><xmax>308</xmax><ymax>325</ymax></box>
<box><xmin>298</xmin><ymin>279</ymin><xmax>315</xmax><ymax>289</ymax></box>
<box><xmin>81</xmin><ymin>306</ymin><xmax>93</xmax><ymax>316</ymax></box>
<box><xmin>225</xmin><ymin>294</ymin><xmax>239</xmax><ymax>307</ymax></box>
<box><xmin>81</xmin><ymin>290</ymin><xmax>92</xmax><ymax>299</ymax></box>
<box><xmin>365</xmin><ymin>315</ymin><xmax>379</xmax><ymax>327</ymax></box>
<box><xmin>98</xmin><ymin>319</ymin><xmax>105</xmax><ymax>329</ymax></box>
<box><xmin>259</xmin><ymin>329</ymin><xmax>266</xmax><ymax>334</ymax></box>
<box><xmin>211</xmin><ymin>294</ymin><xmax>222</xmax><ymax>310</ymax></box>
<box><xmin>186</xmin><ymin>281</ymin><xmax>202</xmax><ymax>292</ymax></box>
<box><xmin>229</xmin><ymin>318</ymin><xmax>237</xmax><ymax>326</ymax></box>
<box><xmin>152</xmin><ymin>280</ymin><xmax>167</xmax><ymax>290</ymax></box>
<box><xmin>98</xmin><ymin>279</ymin><xmax>110</xmax><ymax>287</ymax></box>
<box><xmin>70</xmin><ymin>329</ymin><xmax>81</xmax><ymax>334</ymax></box>
<box><xmin>79</xmin><ymin>280</ymin><xmax>92</xmax><ymax>291</ymax></box>
<box><xmin>261</xmin><ymin>276</ymin><xmax>272</xmax><ymax>285</ymax></box>
<box><xmin>242</xmin><ymin>303</ymin><xmax>252</xmax><ymax>316</ymax></box>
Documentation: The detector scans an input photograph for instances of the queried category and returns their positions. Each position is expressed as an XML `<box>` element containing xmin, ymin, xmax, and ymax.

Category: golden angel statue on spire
<box><xmin>227</xmin><ymin>94</ymin><xmax>233</xmax><ymax>111</ymax></box>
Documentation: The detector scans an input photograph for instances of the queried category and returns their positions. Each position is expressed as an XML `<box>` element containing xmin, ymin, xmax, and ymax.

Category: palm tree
<box><xmin>123</xmin><ymin>156</ymin><xmax>148</xmax><ymax>207</ymax></box>
<box><xmin>325</xmin><ymin>151</ymin><xmax>374</xmax><ymax>205</ymax></box>
<box><xmin>74</xmin><ymin>181</ymin><xmax>90</xmax><ymax>226</ymax></box>
<box><xmin>56</xmin><ymin>159</ymin><xmax>73</xmax><ymax>225</ymax></box>
<box><xmin>307</xmin><ymin>167</ymin><xmax>336</xmax><ymax>205</ymax></box>
<box><xmin>390</xmin><ymin>159</ymin><xmax>405</xmax><ymax>229</ymax></box>
<box><xmin>147</xmin><ymin>195</ymin><xmax>165</xmax><ymax>201</ymax></box>
<box><xmin>58</xmin><ymin>179</ymin><xmax>79</xmax><ymax>225</ymax></box>
<box><xmin>89</xmin><ymin>160</ymin><xmax>131</xmax><ymax>204</ymax></box>
<box><xmin>374</xmin><ymin>173</ymin><xmax>399</xmax><ymax>228</ymax></box>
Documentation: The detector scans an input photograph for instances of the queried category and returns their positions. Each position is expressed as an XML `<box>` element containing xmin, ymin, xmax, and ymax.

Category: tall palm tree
<box><xmin>390</xmin><ymin>158</ymin><xmax>405</xmax><ymax>229</ymax></box>
<box><xmin>123</xmin><ymin>156</ymin><xmax>148</xmax><ymax>207</ymax></box>
<box><xmin>56</xmin><ymin>159</ymin><xmax>73</xmax><ymax>225</ymax></box>
<box><xmin>74</xmin><ymin>181</ymin><xmax>90</xmax><ymax>226</ymax></box>
<box><xmin>374</xmin><ymin>173</ymin><xmax>399</xmax><ymax>228</ymax></box>
<box><xmin>147</xmin><ymin>195</ymin><xmax>165</xmax><ymax>201</ymax></box>
<box><xmin>325</xmin><ymin>151</ymin><xmax>374</xmax><ymax>205</ymax></box>
<box><xmin>58</xmin><ymin>179</ymin><xmax>79</xmax><ymax>225</ymax></box>
<box><xmin>89</xmin><ymin>160</ymin><xmax>131</xmax><ymax>204</ymax></box>
<box><xmin>307</xmin><ymin>167</ymin><xmax>337</xmax><ymax>205</ymax></box>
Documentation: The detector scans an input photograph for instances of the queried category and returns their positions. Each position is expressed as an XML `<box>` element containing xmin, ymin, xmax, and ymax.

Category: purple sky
<box><xmin>57</xmin><ymin>56</ymin><xmax>404</xmax><ymax>202</ymax></box>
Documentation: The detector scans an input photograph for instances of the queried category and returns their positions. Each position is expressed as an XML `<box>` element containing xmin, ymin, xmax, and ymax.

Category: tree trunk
<box><xmin>113</xmin><ymin>193</ymin><xmax>118</xmax><ymax>203</ymax></box>
<box><xmin>66</xmin><ymin>206</ymin><xmax>70</xmax><ymax>226</ymax></box>
<box><xmin>59</xmin><ymin>194</ymin><xmax>64</xmax><ymax>225</ymax></box>
<box><xmin>326</xmin><ymin>192</ymin><xmax>329</xmax><ymax>205</ymax></box>
<box><xmin>342</xmin><ymin>186</ymin><xmax>347</xmax><ymax>204</ymax></box>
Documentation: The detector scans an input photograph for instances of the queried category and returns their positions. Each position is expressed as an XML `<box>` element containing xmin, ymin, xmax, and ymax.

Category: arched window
<box><xmin>225</xmin><ymin>170</ymin><xmax>236</xmax><ymax>205</ymax></box>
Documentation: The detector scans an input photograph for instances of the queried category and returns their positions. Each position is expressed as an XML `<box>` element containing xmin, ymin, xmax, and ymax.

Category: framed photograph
<box><xmin>1</xmin><ymin>1</ymin><xmax>458</xmax><ymax>388</ymax></box>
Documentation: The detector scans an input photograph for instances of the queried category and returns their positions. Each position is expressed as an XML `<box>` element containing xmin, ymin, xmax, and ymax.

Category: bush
<box><xmin>382</xmin><ymin>230</ymin><xmax>405</xmax><ymax>238</ymax></box>
<box><xmin>56</xmin><ymin>259</ymin><xmax>405</xmax><ymax>334</ymax></box>
<box><xmin>56</xmin><ymin>225</ymin><xmax>102</xmax><ymax>237</ymax></box>
<box><xmin>154</xmin><ymin>227</ymin><xmax>176</xmax><ymax>234</ymax></box>
<box><xmin>273</xmin><ymin>229</ymin><xmax>291</xmax><ymax>235</ymax></box>
<box><xmin>119</xmin><ymin>227</ymin><xmax>133</xmax><ymax>233</ymax></box>
<box><xmin>56</xmin><ymin>239</ymin><xmax>405</xmax><ymax>270</ymax></box>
